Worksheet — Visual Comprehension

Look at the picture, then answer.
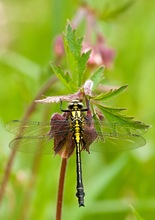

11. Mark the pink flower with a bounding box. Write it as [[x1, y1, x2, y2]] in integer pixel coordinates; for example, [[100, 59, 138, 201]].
[[82, 34, 115, 68]]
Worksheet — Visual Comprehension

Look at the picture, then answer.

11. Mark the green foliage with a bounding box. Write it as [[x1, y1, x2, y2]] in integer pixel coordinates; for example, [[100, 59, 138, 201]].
[[88, 84, 149, 133], [90, 85, 150, 137], [63, 23, 91, 90], [50, 23, 91, 92], [50, 62, 74, 91], [90, 66, 105, 90], [94, 103, 149, 133], [93, 84, 128, 101]]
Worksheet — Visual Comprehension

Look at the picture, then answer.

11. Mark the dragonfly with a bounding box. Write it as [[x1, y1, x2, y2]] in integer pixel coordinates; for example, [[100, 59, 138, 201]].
[[6, 99, 147, 207]]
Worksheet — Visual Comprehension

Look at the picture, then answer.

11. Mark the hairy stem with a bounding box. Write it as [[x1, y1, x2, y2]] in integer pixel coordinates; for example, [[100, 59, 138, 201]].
[[56, 158, 68, 220], [0, 76, 57, 204]]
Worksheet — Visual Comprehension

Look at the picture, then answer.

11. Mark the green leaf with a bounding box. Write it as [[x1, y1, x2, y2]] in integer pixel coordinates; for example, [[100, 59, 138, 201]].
[[99, 1, 134, 21], [94, 103, 150, 135], [90, 66, 105, 89], [50, 61, 74, 91], [93, 85, 128, 101], [63, 23, 90, 88], [78, 50, 91, 85], [64, 24, 83, 57]]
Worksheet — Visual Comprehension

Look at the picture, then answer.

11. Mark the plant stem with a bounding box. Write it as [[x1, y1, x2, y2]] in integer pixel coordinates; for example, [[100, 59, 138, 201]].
[[0, 76, 57, 204], [56, 158, 68, 220]]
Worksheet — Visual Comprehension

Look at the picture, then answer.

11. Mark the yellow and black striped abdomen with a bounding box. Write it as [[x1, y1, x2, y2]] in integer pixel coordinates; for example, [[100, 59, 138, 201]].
[[70, 110, 84, 145]]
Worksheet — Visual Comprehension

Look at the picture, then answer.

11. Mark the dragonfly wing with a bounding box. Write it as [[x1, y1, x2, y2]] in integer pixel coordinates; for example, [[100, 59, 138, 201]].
[[6, 120, 51, 137], [8, 129, 73, 155], [9, 136, 55, 154], [6, 120, 70, 138], [82, 117, 147, 153], [89, 118, 149, 136], [6, 118, 72, 155], [89, 133, 146, 153]]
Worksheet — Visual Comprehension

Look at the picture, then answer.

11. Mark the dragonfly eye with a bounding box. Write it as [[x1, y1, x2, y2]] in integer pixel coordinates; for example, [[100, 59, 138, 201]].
[[77, 103, 83, 109], [68, 103, 74, 109], [68, 100, 83, 109]]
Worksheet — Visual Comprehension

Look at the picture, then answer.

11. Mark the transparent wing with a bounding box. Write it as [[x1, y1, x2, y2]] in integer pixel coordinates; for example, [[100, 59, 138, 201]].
[[84, 117, 147, 152], [6, 120, 51, 137], [6, 120, 69, 137], [9, 137, 54, 154], [6, 118, 147, 154], [91, 119, 148, 136], [6, 119, 148, 137], [6, 120, 70, 154], [89, 133, 146, 152]]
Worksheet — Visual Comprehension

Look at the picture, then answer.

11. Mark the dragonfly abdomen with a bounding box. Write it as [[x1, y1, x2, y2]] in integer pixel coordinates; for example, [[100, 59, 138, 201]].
[[70, 108, 85, 206], [75, 142, 85, 207]]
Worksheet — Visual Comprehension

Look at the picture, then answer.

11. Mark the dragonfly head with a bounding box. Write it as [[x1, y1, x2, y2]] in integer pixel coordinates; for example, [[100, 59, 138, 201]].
[[68, 99, 83, 110]]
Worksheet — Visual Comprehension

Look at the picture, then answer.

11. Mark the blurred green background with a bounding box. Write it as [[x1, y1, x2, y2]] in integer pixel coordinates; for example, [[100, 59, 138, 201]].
[[0, 0, 154, 220]]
